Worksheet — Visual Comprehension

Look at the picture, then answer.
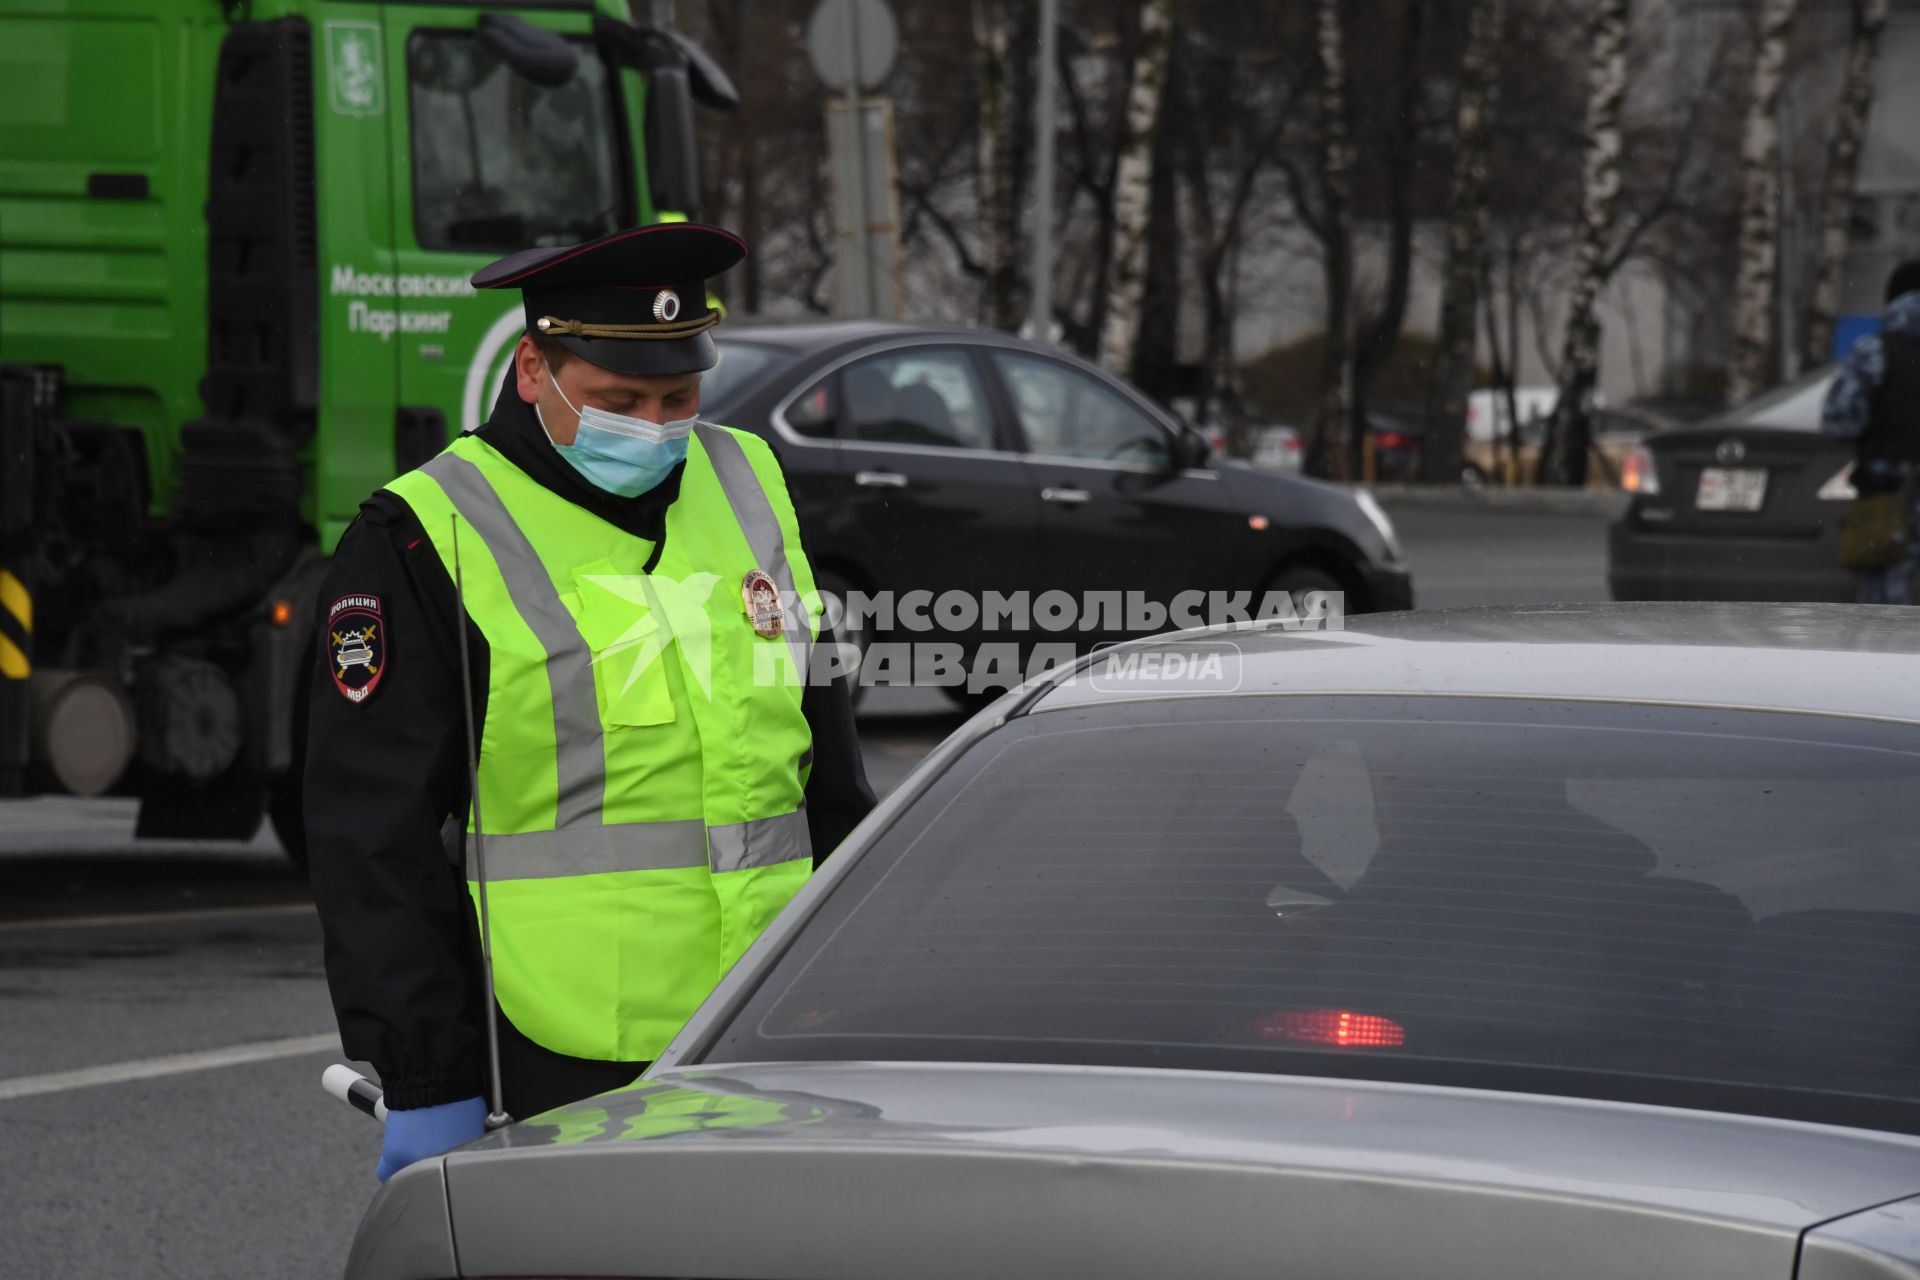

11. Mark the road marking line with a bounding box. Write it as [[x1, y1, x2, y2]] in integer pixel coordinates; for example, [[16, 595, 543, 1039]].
[[0, 1033, 342, 1102], [0, 901, 317, 933]]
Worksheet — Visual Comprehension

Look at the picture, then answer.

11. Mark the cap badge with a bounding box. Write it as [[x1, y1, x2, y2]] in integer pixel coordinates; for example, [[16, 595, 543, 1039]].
[[742, 568, 783, 638], [653, 290, 682, 324]]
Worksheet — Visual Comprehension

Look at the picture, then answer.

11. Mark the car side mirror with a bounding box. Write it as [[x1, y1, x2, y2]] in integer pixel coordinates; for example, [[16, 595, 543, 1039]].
[[477, 14, 579, 87], [1173, 426, 1211, 471]]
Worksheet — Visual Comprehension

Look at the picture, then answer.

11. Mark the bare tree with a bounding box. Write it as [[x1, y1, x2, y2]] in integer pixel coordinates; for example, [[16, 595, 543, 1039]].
[[689, 0, 831, 314], [1349, 1, 1427, 450], [1804, 0, 1888, 368], [1306, 0, 1356, 478], [1177, 20, 1299, 452], [972, 0, 1031, 330], [1096, 0, 1175, 375], [1423, 0, 1503, 486], [1726, 0, 1800, 405], [1538, 0, 1629, 487]]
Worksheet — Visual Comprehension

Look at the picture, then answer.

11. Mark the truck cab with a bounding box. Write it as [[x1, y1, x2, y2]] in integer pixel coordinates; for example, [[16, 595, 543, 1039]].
[[0, 0, 731, 851]]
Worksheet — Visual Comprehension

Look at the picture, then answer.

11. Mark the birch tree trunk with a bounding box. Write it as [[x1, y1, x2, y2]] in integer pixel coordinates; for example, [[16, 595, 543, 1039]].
[[1421, 0, 1504, 485], [1539, 0, 1628, 487], [1309, 0, 1356, 479], [1725, 0, 1800, 406], [1804, 0, 1887, 367], [1096, 0, 1175, 376], [973, 0, 1025, 331]]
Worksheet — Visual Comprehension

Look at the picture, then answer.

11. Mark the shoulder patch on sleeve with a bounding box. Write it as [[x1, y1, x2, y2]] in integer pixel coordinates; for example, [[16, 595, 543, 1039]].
[[327, 594, 387, 704]]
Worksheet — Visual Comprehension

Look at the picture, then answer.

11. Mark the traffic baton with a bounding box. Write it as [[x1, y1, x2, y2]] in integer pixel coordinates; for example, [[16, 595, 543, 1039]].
[[322, 1064, 388, 1123]]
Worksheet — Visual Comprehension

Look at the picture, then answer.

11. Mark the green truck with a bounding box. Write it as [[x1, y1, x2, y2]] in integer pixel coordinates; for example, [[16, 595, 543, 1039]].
[[0, 0, 734, 855]]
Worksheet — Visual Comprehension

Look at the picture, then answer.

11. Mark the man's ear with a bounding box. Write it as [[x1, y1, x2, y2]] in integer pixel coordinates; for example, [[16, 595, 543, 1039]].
[[512, 336, 544, 405]]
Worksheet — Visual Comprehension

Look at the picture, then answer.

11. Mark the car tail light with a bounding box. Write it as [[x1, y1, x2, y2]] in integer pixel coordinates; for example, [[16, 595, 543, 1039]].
[[1817, 463, 1858, 501], [1256, 1009, 1406, 1048], [1620, 444, 1660, 496], [1373, 432, 1413, 451]]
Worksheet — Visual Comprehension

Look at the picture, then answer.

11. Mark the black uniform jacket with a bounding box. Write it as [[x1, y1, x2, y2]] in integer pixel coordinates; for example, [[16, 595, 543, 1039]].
[[304, 380, 876, 1111]]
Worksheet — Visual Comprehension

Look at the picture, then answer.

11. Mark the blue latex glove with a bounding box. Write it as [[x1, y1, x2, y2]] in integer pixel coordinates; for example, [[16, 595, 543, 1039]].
[[376, 1096, 488, 1182]]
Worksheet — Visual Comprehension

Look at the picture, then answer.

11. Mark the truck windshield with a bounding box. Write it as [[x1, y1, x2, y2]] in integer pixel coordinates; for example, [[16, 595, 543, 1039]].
[[407, 31, 626, 252]]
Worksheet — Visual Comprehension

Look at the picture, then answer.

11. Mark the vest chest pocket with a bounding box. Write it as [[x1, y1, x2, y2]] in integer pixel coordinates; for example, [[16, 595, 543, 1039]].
[[570, 562, 677, 728]]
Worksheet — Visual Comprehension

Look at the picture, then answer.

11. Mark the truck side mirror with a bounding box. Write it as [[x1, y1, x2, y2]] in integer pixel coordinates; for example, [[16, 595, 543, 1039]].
[[594, 17, 738, 219], [595, 18, 740, 112], [646, 61, 700, 215], [477, 14, 579, 87], [658, 28, 740, 112]]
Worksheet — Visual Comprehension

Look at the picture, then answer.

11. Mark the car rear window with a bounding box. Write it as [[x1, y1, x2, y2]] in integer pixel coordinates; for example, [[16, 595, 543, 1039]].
[[706, 696, 1920, 1133], [1720, 366, 1836, 431]]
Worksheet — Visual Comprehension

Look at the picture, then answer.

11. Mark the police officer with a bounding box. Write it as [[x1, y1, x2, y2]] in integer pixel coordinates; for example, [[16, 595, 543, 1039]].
[[1824, 259, 1920, 603], [304, 223, 875, 1181]]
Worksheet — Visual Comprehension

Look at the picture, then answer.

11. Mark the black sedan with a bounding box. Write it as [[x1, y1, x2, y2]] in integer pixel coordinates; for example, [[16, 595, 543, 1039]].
[[1608, 368, 1855, 601], [701, 320, 1412, 687]]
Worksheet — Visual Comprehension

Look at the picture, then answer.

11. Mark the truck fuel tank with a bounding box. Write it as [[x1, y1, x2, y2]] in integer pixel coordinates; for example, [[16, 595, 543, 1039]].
[[29, 670, 137, 797]]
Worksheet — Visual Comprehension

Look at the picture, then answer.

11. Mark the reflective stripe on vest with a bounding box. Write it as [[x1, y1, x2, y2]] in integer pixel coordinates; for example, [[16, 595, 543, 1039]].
[[696, 425, 813, 684], [426, 450, 605, 829], [707, 807, 811, 873], [466, 808, 810, 879]]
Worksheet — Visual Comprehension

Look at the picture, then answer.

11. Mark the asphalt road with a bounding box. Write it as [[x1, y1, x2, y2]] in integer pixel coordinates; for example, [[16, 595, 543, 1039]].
[[1390, 503, 1610, 609], [0, 504, 1607, 1280]]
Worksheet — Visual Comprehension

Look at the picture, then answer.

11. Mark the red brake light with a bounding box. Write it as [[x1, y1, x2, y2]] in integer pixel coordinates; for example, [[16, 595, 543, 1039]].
[[1620, 444, 1661, 496], [1256, 1009, 1406, 1048], [1373, 432, 1412, 450]]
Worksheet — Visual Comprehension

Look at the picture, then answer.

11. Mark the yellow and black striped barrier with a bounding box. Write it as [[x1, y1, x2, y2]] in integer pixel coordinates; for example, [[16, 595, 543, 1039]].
[[0, 566, 28, 794], [0, 568, 29, 680]]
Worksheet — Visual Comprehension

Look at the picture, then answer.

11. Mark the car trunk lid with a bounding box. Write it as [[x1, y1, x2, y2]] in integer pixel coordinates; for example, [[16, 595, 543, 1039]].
[[1644, 425, 1851, 538], [439, 1061, 1920, 1280]]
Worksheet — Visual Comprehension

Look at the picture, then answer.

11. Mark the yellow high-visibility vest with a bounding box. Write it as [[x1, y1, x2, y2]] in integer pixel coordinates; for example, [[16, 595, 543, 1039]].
[[386, 425, 817, 1062]]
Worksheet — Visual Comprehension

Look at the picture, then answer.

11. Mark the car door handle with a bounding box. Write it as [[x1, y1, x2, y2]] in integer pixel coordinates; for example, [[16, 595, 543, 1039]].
[[1041, 487, 1091, 505], [854, 470, 908, 489]]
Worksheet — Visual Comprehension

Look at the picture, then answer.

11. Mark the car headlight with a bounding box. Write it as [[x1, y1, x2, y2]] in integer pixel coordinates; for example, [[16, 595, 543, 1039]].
[[1816, 462, 1857, 501], [1621, 444, 1660, 496], [1354, 488, 1402, 562]]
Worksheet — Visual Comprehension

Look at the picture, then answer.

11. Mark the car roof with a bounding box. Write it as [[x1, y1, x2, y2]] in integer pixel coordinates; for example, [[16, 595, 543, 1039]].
[[717, 317, 996, 352], [1024, 601, 1920, 725]]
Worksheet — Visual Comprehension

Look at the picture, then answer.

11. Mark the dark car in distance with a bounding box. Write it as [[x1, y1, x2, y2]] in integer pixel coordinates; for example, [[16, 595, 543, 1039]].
[[1609, 368, 1855, 601], [700, 321, 1412, 686]]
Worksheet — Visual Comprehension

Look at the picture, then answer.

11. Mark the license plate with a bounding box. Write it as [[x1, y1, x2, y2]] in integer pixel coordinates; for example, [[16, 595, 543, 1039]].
[[1696, 467, 1767, 511]]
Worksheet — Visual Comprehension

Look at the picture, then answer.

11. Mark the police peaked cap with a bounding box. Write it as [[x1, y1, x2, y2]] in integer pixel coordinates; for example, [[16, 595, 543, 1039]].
[[471, 223, 746, 377]]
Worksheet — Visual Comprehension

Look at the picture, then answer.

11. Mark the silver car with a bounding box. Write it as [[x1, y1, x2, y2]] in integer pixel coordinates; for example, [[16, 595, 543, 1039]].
[[350, 603, 1920, 1280]]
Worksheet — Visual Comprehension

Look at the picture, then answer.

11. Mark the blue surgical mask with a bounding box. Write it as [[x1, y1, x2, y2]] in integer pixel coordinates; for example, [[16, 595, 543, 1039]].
[[538, 359, 697, 498]]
